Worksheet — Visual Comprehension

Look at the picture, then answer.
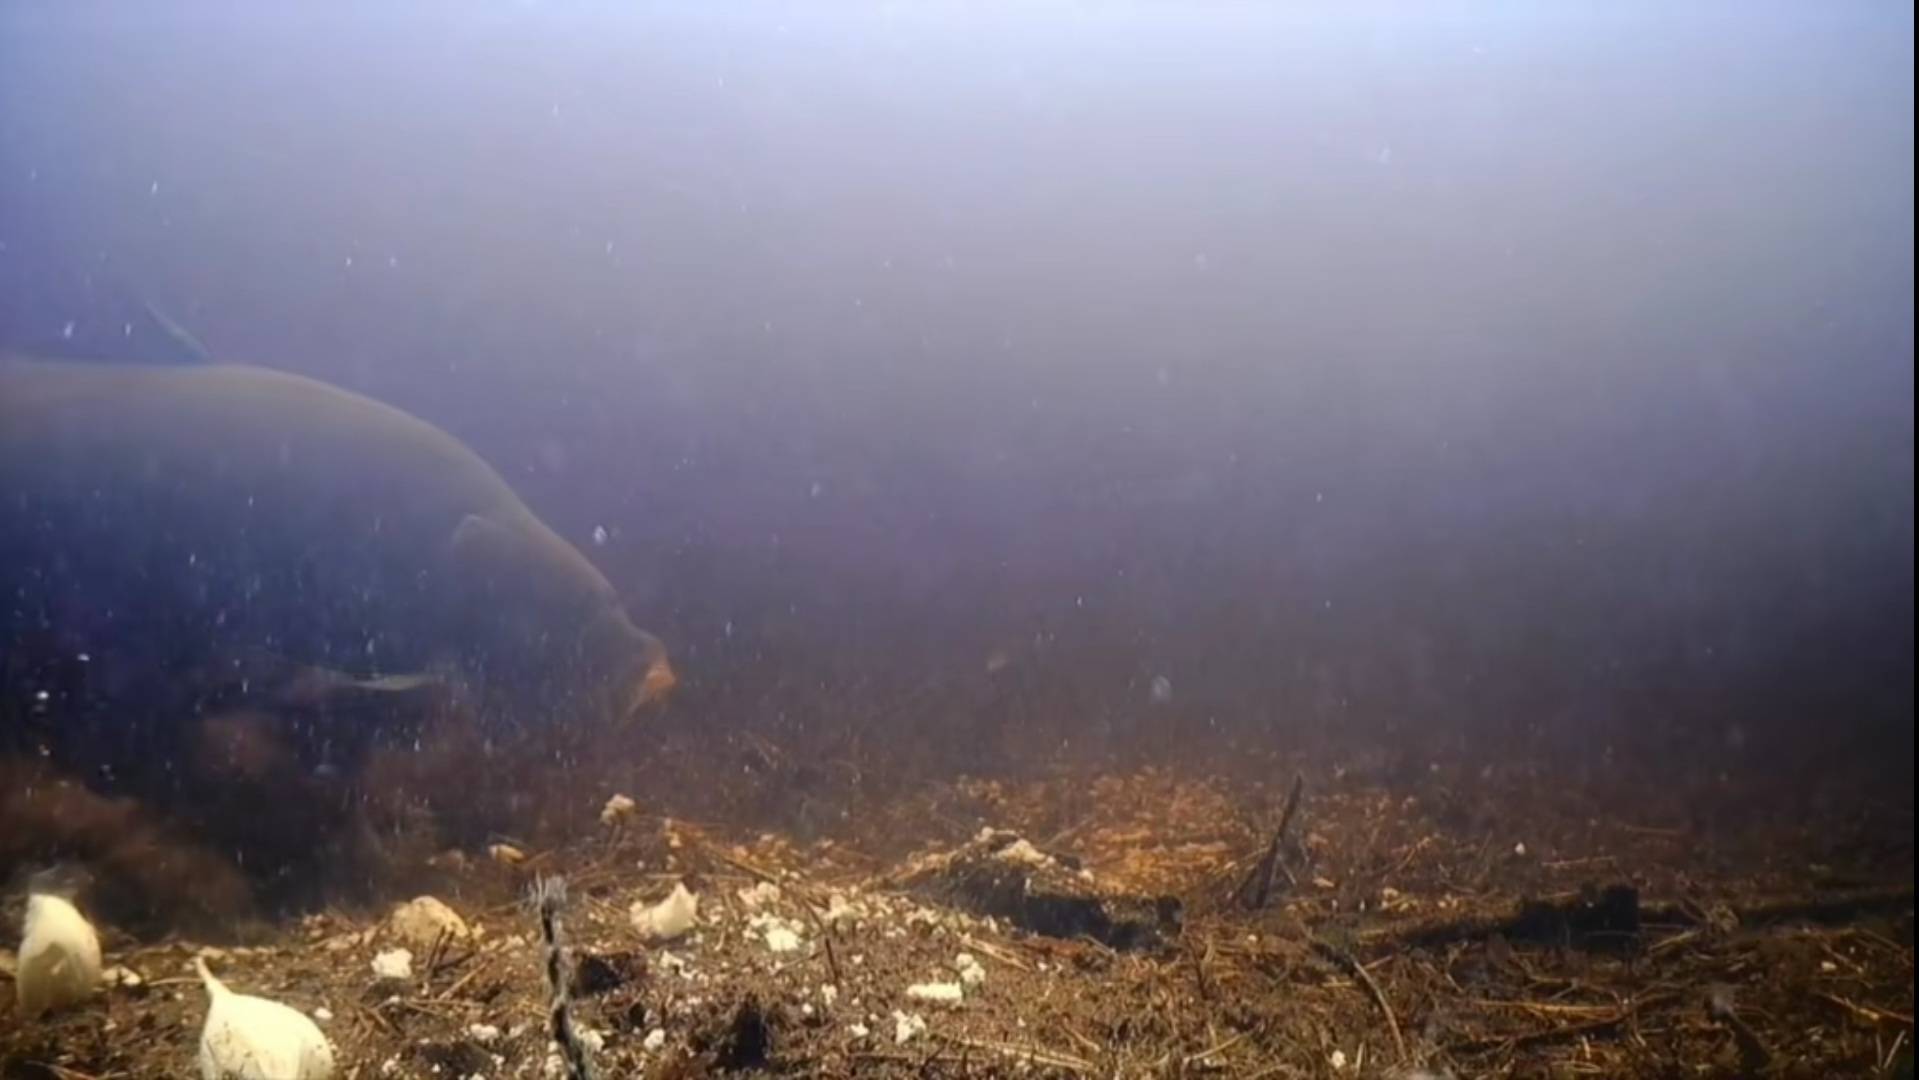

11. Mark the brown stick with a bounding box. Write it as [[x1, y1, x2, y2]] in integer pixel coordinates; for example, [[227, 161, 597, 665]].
[[1238, 772, 1305, 910], [1187, 937, 1214, 1003], [1448, 993, 1677, 1055], [438, 954, 496, 1001], [959, 934, 1032, 972], [1815, 991, 1915, 1026], [933, 1033, 1094, 1073], [792, 889, 845, 988], [1314, 938, 1407, 1064]]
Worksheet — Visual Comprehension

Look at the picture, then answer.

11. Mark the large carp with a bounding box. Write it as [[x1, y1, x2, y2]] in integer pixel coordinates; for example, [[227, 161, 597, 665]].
[[0, 354, 676, 734]]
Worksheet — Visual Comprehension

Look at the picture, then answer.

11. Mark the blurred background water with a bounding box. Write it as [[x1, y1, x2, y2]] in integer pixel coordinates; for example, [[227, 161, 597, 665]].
[[1, 0, 1910, 796]]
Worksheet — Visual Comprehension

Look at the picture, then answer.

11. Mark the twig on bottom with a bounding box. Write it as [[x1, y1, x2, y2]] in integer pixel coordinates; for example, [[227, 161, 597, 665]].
[[934, 1033, 1094, 1073], [792, 890, 845, 987], [1314, 938, 1407, 1063], [1239, 773, 1306, 910], [1816, 991, 1914, 1027]]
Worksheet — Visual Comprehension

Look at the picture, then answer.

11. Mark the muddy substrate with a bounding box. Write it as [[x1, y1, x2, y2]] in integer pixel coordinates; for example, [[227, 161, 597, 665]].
[[2, 763, 1911, 1078]]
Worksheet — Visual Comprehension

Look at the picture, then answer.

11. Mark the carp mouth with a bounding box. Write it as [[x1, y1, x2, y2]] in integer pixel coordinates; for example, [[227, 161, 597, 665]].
[[625, 631, 678, 716], [581, 607, 677, 720]]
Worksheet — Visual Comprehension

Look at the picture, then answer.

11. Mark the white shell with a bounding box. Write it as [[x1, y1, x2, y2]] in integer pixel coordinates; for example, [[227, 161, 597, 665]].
[[370, 948, 413, 981], [892, 1010, 927, 1044], [629, 881, 698, 942], [905, 981, 964, 1005], [954, 953, 986, 987], [16, 893, 103, 1017], [197, 957, 336, 1080]]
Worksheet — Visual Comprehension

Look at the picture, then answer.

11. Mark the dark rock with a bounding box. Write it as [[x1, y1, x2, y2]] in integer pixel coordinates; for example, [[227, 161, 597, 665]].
[[412, 1040, 495, 1076], [715, 995, 772, 1070], [1513, 883, 1640, 950], [886, 829, 1182, 951], [574, 949, 644, 996]]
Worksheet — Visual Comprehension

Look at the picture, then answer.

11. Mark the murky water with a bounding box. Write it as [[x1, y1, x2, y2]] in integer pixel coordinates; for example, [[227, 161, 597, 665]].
[[0, 4, 1911, 1074]]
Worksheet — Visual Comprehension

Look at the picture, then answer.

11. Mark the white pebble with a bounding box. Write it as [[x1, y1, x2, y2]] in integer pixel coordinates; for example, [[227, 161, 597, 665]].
[[389, 896, 469, 949], [994, 839, 1051, 867], [892, 1010, 927, 1044], [737, 881, 782, 909], [370, 949, 413, 980], [643, 1028, 666, 1052], [630, 882, 699, 942], [955, 953, 986, 987], [907, 982, 964, 1006], [16, 893, 102, 1017], [749, 912, 804, 953], [824, 893, 860, 923]]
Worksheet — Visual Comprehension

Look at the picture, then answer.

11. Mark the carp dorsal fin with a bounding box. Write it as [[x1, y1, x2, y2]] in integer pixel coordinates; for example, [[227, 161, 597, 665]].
[[0, 243, 213, 364], [137, 298, 213, 364], [1, 228, 210, 364]]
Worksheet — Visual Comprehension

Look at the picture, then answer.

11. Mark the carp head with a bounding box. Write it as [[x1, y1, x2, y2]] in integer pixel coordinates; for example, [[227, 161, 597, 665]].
[[450, 511, 677, 721]]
